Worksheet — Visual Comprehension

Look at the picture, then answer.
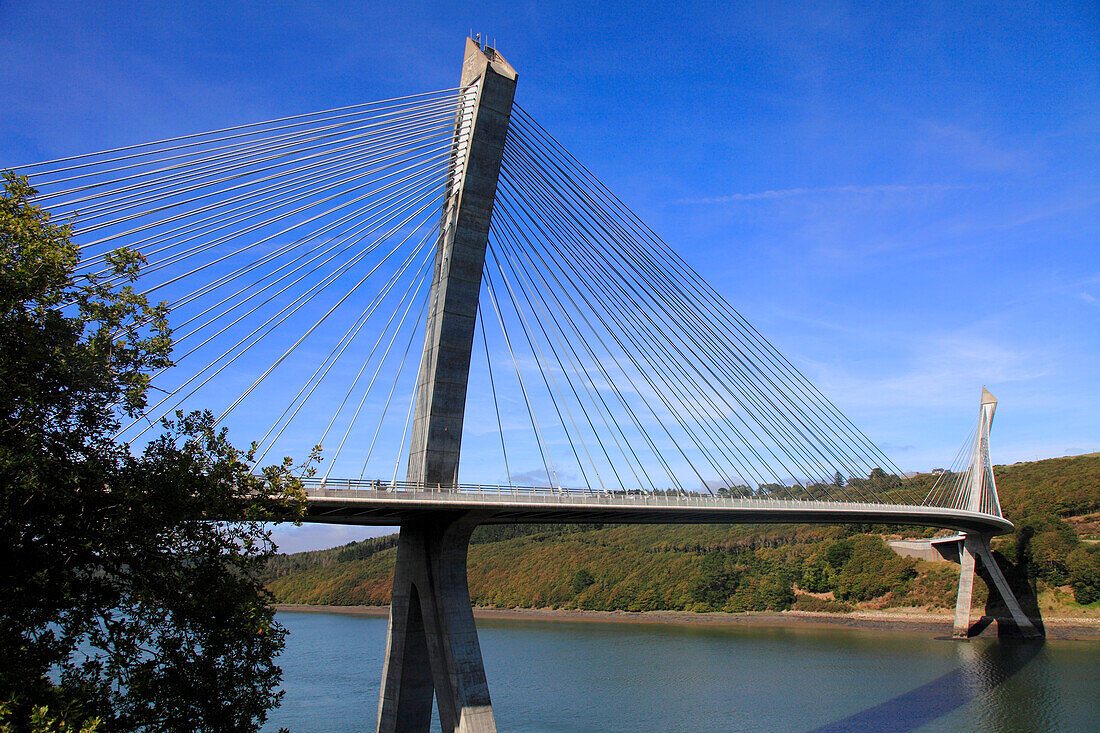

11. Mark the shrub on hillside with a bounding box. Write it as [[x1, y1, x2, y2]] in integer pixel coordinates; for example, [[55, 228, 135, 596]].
[[791, 594, 854, 613], [1066, 545, 1100, 605], [1014, 515, 1079, 585]]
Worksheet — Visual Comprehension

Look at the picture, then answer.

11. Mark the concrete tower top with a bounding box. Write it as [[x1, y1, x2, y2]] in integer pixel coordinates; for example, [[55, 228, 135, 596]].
[[463, 37, 518, 85]]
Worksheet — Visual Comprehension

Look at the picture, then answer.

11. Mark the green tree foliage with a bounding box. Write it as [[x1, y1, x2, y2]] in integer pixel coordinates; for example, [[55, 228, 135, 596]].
[[0, 173, 310, 732], [570, 569, 595, 595], [992, 454, 1100, 602], [689, 551, 742, 609], [1065, 545, 1100, 605], [830, 536, 916, 602]]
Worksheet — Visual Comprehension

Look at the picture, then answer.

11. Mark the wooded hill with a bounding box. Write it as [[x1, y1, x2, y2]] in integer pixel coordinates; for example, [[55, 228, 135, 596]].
[[263, 454, 1100, 614]]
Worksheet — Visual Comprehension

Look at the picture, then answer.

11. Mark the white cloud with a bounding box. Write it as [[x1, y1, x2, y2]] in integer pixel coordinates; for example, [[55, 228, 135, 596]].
[[802, 333, 1049, 413], [675, 184, 965, 206], [270, 523, 394, 554]]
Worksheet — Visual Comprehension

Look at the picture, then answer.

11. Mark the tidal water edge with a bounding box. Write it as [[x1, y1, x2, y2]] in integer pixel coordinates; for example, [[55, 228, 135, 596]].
[[262, 611, 1099, 732]]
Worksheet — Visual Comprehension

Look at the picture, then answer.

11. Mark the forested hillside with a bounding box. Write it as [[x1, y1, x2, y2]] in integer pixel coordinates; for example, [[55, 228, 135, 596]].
[[264, 454, 1100, 614]]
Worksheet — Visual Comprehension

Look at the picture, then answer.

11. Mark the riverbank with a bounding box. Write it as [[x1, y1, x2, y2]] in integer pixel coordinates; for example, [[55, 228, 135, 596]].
[[273, 604, 1100, 640]]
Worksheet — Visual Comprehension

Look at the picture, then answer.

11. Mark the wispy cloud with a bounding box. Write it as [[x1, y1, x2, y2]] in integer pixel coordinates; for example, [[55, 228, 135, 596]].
[[920, 122, 1028, 173], [675, 184, 967, 205], [270, 524, 392, 554], [508, 468, 578, 486], [802, 333, 1051, 413]]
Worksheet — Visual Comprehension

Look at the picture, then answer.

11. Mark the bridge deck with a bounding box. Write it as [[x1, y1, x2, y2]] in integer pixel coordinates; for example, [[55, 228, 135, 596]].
[[302, 482, 1013, 535]]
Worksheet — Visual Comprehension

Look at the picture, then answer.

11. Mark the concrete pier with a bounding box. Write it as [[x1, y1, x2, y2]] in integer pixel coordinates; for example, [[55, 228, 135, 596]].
[[376, 511, 496, 733], [952, 535, 979, 638]]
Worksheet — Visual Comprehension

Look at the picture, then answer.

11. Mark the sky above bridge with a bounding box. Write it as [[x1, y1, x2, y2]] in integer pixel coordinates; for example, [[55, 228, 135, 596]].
[[2, 1, 1097, 551]]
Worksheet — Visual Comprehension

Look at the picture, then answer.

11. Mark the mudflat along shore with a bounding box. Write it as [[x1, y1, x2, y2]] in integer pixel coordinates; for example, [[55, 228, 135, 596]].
[[273, 604, 1100, 641]]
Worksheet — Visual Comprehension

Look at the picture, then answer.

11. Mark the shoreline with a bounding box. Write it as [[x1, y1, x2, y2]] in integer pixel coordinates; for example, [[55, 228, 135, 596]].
[[273, 604, 1100, 640]]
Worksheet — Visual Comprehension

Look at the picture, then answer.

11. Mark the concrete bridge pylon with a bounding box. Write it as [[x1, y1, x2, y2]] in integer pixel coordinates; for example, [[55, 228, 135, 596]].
[[377, 38, 515, 733], [950, 388, 1041, 639]]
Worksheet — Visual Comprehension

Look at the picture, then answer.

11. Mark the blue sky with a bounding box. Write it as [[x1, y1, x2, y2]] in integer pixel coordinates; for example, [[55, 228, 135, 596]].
[[2, 1, 1097, 552]]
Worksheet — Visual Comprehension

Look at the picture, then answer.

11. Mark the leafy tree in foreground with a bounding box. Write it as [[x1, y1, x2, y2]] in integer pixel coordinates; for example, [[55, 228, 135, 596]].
[[0, 172, 311, 732]]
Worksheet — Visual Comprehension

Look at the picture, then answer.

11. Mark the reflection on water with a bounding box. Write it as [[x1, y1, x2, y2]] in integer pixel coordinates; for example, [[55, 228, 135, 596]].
[[263, 612, 1099, 733], [812, 640, 1044, 732]]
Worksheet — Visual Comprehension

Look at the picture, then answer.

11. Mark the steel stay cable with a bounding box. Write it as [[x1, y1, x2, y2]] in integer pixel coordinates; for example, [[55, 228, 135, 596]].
[[163, 166, 449, 343], [500, 156, 794, 498], [505, 132, 865, 501], [74, 131, 434, 272], [307, 223, 435, 452], [92, 160, 446, 362], [71, 152, 449, 317], [16, 87, 466, 172], [520, 137, 879, 503], [94, 166, 446, 426], [507, 130, 896, 504], [52, 111, 460, 233], [253, 232, 435, 466], [212, 191, 448, 425], [492, 196, 685, 492], [319, 248, 436, 481], [117, 185, 445, 440], [71, 124, 460, 245], [944, 419, 980, 509], [78, 137, 452, 298], [491, 199, 672, 491], [482, 263, 559, 489], [487, 240, 601, 492], [500, 189, 745, 496], [923, 419, 975, 505], [70, 135, 455, 290], [501, 141, 796, 493], [130, 148, 453, 298], [490, 197, 686, 492], [137, 154, 451, 307], [71, 117, 464, 263], [390, 347, 422, 487], [65, 110, 459, 245], [77, 156, 449, 372], [489, 218, 652, 492], [49, 126, 453, 242], [491, 231, 632, 491], [33, 95, 463, 192], [513, 151, 863, 504], [477, 302, 513, 488], [353, 271, 433, 481], [511, 108, 914, 501], [256, 226, 436, 467], [499, 153, 786, 496]]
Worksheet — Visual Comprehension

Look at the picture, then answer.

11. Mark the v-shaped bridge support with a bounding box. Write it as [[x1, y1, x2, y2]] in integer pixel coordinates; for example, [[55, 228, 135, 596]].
[[376, 511, 497, 732], [952, 532, 1041, 638]]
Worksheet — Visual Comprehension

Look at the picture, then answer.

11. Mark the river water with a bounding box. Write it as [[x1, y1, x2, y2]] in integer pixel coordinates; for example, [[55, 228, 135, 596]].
[[263, 611, 1098, 732]]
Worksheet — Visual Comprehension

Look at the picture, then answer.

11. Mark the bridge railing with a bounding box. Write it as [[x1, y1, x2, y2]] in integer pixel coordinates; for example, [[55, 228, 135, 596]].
[[297, 477, 1004, 518], [302, 477, 772, 504]]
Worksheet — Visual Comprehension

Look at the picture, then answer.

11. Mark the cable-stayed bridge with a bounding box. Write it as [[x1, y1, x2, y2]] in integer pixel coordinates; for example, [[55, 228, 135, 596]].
[[12, 38, 1039, 733]]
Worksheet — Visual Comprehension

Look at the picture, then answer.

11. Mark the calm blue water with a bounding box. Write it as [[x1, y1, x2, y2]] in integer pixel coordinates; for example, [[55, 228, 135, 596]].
[[263, 611, 1099, 732]]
